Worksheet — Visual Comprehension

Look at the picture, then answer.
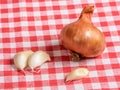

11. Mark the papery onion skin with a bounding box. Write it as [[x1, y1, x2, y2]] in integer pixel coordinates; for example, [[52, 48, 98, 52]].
[[60, 6, 105, 58]]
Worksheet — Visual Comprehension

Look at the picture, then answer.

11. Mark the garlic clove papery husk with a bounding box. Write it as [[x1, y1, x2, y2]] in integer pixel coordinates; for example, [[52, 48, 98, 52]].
[[28, 51, 51, 71], [13, 50, 34, 71], [66, 68, 89, 82]]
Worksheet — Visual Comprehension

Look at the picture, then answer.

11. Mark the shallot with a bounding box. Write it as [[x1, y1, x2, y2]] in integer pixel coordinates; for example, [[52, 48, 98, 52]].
[[66, 68, 89, 82], [60, 6, 106, 61]]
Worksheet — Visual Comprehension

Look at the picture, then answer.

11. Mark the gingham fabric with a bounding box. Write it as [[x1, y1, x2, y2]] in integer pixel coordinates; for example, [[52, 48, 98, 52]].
[[0, 0, 120, 90]]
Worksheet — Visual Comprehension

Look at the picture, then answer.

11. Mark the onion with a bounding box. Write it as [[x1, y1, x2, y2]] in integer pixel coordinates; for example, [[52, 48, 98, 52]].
[[28, 51, 51, 72], [60, 6, 106, 61], [66, 68, 89, 82], [13, 50, 34, 74]]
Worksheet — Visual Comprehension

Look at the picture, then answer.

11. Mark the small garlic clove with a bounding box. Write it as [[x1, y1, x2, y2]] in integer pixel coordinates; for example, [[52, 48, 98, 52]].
[[28, 51, 50, 71], [66, 68, 89, 82], [14, 50, 34, 71]]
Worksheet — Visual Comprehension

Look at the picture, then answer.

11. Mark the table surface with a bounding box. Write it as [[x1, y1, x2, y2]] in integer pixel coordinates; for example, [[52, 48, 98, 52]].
[[0, 0, 120, 90]]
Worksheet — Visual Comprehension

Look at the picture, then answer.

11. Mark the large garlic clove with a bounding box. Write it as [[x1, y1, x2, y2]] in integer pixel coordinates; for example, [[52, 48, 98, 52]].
[[66, 68, 89, 82], [14, 50, 34, 71], [28, 51, 50, 71]]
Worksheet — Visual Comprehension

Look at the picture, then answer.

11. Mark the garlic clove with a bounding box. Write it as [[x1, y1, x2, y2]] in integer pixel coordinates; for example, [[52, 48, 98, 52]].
[[13, 50, 34, 71], [28, 51, 50, 71], [66, 68, 89, 82]]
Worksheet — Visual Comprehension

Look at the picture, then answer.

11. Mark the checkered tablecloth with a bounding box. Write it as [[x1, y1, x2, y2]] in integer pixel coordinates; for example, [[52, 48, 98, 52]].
[[0, 0, 120, 90]]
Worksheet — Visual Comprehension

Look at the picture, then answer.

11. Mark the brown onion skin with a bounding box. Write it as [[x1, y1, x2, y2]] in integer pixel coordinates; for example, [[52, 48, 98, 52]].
[[60, 6, 105, 57]]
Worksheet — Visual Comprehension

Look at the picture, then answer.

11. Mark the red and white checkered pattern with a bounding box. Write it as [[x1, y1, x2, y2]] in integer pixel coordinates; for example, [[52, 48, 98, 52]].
[[0, 0, 120, 90]]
